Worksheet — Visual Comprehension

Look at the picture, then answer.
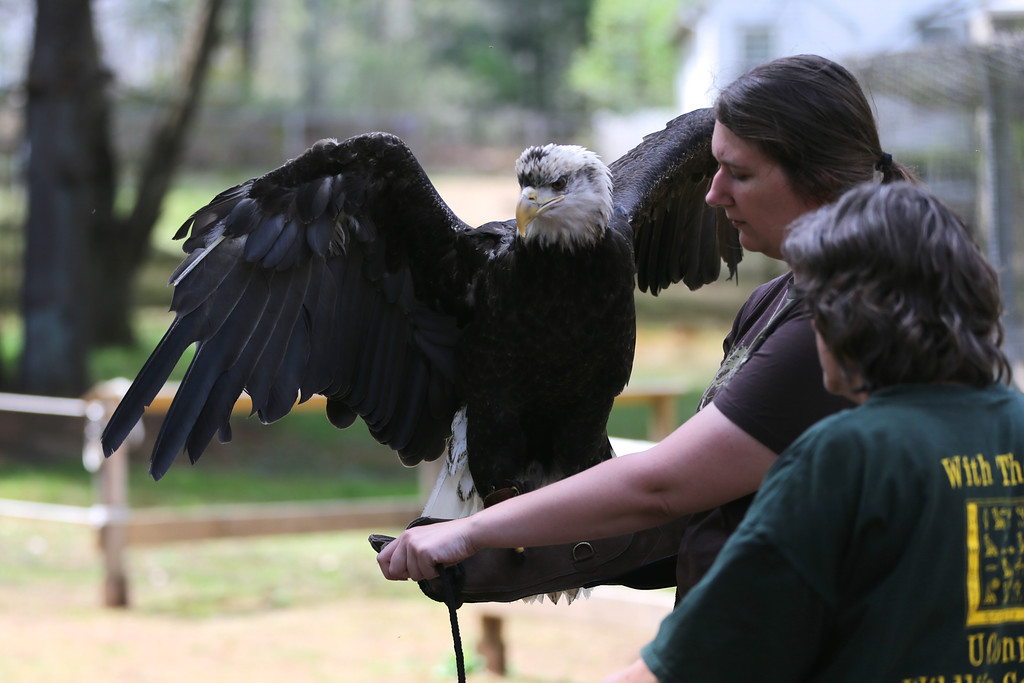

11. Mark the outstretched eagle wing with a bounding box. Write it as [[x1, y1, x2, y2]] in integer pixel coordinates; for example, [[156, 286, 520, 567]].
[[101, 133, 500, 480], [610, 108, 741, 295]]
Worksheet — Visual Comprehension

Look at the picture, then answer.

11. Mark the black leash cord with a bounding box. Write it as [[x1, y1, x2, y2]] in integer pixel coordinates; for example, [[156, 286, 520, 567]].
[[438, 564, 466, 683]]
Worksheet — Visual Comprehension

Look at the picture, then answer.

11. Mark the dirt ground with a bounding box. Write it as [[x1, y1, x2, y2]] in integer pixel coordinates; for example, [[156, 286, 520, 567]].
[[0, 578, 671, 683]]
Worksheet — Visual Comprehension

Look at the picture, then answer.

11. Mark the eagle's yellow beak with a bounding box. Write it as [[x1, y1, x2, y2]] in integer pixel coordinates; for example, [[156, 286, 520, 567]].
[[516, 189, 564, 235]]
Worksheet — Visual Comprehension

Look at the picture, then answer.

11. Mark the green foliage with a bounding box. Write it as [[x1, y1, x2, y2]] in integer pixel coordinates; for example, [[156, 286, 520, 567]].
[[224, 0, 594, 125], [418, 0, 594, 114], [569, 0, 680, 111]]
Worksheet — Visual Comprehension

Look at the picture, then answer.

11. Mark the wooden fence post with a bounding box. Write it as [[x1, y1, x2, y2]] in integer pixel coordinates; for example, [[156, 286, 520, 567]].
[[649, 393, 677, 440], [99, 447, 129, 607], [86, 394, 131, 608], [478, 613, 506, 675]]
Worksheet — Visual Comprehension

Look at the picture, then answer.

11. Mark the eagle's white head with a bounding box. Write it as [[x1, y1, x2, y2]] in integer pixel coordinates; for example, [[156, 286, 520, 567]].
[[514, 144, 613, 250]]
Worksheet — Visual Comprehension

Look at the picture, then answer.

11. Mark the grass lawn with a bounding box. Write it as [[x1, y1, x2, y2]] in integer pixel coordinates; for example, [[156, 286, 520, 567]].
[[0, 516, 412, 617]]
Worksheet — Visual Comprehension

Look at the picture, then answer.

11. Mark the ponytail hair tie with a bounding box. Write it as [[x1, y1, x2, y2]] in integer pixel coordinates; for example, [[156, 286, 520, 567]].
[[877, 152, 893, 171]]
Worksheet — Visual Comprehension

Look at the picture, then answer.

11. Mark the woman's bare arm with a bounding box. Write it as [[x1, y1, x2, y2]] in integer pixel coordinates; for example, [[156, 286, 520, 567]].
[[378, 403, 777, 581]]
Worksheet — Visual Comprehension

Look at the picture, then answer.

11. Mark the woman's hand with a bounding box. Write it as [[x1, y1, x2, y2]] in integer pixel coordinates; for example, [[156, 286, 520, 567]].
[[376, 517, 479, 581]]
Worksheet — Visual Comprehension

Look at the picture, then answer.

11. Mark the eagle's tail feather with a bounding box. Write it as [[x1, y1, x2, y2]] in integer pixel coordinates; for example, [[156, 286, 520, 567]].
[[418, 407, 600, 605], [421, 407, 482, 519]]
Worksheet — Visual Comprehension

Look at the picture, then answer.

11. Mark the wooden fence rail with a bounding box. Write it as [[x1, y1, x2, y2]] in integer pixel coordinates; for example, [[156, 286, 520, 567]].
[[0, 381, 677, 608]]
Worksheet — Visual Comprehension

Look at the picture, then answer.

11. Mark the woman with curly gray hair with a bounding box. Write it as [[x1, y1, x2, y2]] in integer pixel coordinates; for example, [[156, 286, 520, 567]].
[[784, 181, 1011, 397], [609, 182, 1021, 682]]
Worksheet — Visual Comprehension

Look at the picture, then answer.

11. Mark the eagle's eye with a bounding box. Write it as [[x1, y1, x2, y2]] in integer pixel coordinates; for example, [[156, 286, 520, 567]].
[[551, 176, 568, 192]]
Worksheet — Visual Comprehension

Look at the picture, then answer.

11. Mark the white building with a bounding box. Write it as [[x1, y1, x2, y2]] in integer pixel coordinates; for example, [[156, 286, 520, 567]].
[[675, 0, 1024, 111], [669, 0, 1024, 370]]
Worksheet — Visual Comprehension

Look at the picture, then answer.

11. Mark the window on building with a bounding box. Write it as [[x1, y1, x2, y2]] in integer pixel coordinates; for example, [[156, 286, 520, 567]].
[[740, 26, 774, 73]]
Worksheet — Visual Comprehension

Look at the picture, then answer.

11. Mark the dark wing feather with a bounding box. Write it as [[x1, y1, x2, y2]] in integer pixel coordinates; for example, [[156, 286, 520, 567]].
[[609, 108, 742, 295], [101, 133, 488, 479]]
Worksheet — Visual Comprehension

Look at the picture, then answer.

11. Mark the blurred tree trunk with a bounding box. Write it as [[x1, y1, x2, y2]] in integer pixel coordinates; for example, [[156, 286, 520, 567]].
[[21, 0, 226, 395], [21, 0, 113, 396], [90, 0, 228, 347]]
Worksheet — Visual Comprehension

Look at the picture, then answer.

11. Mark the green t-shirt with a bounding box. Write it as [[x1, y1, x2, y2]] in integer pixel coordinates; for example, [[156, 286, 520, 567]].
[[643, 382, 1024, 682]]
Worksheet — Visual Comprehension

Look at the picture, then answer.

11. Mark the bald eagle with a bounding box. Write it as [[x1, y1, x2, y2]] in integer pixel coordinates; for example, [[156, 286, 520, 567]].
[[100, 107, 738, 516]]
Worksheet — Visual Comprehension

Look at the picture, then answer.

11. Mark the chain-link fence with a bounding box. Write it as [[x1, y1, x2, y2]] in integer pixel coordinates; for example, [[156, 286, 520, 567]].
[[851, 35, 1024, 375]]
